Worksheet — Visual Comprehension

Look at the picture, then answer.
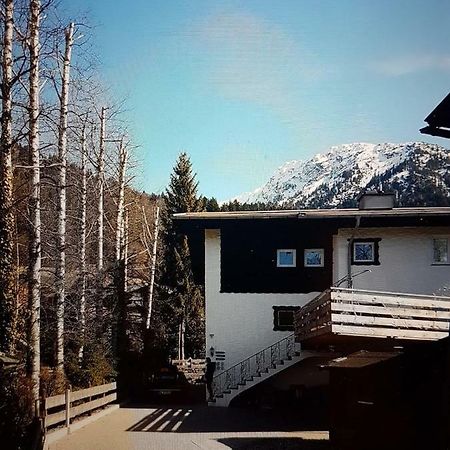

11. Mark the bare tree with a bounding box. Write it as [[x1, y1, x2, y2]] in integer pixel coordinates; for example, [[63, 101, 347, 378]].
[[77, 116, 88, 361], [97, 106, 105, 272], [115, 138, 127, 263], [0, 0, 16, 354], [55, 22, 74, 373], [28, 0, 41, 405], [146, 206, 159, 330]]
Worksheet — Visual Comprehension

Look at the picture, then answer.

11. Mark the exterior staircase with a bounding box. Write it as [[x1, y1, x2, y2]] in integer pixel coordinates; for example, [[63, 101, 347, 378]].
[[209, 333, 317, 407]]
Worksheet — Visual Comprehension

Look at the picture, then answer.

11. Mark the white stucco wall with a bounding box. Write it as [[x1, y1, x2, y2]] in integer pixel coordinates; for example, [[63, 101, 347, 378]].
[[333, 227, 450, 295], [205, 229, 319, 371]]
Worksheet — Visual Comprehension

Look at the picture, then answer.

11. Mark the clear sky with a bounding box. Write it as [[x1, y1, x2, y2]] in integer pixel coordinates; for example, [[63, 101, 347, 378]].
[[62, 0, 450, 200]]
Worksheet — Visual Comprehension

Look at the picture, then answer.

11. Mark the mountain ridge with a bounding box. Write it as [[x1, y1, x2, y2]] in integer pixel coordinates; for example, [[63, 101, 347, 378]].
[[232, 142, 450, 208]]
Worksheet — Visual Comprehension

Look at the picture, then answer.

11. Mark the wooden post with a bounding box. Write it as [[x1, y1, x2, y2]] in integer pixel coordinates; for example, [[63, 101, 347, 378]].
[[65, 387, 71, 430]]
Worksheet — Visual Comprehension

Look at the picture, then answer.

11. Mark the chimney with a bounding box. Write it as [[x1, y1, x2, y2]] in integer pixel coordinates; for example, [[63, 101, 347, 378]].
[[357, 191, 395, 210]]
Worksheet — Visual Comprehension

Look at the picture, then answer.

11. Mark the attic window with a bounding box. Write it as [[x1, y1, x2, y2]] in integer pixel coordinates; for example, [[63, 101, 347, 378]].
[[352, 239, 381, 265], [433, 238, 449, 264], [277, 249, 296, 267]]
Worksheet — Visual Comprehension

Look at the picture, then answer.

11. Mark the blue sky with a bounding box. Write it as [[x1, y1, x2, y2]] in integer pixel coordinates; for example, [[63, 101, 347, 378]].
[[62, 0, 450, 200]]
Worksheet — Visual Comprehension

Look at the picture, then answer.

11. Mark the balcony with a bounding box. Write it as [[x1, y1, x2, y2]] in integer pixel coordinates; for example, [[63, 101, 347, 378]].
[[295, 287, 450, 346]]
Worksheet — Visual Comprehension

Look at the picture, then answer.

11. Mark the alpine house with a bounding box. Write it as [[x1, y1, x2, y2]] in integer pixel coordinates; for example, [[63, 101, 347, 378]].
[[174, 192, 450, 407]]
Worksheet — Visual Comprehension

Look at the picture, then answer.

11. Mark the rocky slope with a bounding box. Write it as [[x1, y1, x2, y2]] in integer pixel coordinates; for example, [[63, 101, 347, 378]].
[[234, 142, 450, 208]]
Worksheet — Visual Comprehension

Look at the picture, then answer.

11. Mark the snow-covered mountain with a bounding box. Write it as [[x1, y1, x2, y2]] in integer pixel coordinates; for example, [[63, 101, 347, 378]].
[[233, 142, 450, 208]]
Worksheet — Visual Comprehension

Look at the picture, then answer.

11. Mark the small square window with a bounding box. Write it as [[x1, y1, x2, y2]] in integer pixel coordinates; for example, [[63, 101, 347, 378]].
[[354, 242, 374, 262], [304, 249, 324, 267], [351, 239, 381, 265], [277, 249, 296, 267], [433, 238, 448, 264]]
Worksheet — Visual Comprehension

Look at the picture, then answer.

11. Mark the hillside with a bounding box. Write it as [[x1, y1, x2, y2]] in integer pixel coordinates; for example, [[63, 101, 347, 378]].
[[234, 142, 450, 208]]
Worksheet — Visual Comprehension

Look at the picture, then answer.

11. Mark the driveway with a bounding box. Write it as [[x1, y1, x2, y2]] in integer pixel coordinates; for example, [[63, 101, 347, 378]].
[[48, 404, 329, 450]]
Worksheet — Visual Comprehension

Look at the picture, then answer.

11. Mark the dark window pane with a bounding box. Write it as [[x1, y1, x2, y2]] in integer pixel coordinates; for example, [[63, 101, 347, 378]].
[[278, 310, 294, 327]]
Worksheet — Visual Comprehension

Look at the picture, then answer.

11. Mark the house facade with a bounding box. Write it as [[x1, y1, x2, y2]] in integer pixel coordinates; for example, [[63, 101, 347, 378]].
[[175, 195, 450, 405]]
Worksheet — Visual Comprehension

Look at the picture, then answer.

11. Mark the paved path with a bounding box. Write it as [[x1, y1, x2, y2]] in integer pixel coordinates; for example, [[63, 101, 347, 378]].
[[48, 404, 329, 450]]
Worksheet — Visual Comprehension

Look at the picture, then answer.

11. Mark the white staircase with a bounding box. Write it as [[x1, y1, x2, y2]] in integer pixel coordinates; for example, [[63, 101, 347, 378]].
[[209, 333, 317, 407]]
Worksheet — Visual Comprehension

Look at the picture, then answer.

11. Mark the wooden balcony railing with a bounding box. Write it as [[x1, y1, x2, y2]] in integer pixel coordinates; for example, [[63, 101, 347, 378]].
[[295, 287, 450, 343]]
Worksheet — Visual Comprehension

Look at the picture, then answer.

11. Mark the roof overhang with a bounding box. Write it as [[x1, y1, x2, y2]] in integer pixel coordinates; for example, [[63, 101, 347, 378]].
[[173, 207, 450, 222], [421, 93, 450, 139]]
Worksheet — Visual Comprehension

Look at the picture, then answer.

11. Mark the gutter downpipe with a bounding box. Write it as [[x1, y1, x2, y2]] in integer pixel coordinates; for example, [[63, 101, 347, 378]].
[[347, 216, 361, 288]]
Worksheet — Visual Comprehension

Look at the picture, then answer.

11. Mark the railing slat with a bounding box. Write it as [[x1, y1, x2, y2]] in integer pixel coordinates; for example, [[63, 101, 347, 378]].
[[334, 324, 448, 340], [44, 410, 66, 428], [332, 291, 450, 310], [331, 313, 450, 331], [71, 393, 117, 417], [332, 302, 450, 320], [44, 393, 66, 409], [71, 382, 116, 402]]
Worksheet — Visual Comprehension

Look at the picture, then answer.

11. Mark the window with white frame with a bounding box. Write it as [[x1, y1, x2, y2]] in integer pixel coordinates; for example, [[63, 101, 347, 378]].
[[277, 249, 296, 267], [351, 238, 381, 265], [304, 249, 324, 267], [433, 238, 449, 264]]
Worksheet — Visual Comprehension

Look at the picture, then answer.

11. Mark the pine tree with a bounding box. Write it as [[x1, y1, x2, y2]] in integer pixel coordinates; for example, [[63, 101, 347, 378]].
[[158, 153, 205, 359]]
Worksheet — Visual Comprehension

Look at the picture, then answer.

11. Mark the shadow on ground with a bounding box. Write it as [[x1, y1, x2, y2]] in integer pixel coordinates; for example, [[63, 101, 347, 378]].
[[217, 437, 329, 450], [125, 404, 327, 433]]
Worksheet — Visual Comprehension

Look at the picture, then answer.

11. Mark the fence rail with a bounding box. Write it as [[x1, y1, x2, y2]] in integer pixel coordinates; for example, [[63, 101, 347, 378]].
[[43, 382, 117, 431]]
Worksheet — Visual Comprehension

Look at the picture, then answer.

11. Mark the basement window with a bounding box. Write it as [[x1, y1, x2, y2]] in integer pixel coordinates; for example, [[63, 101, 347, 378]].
[[351, 239, 381, 265], [433, 238, 449, 264], [273, 306, 300, 331], [277, 249, 296, 267]]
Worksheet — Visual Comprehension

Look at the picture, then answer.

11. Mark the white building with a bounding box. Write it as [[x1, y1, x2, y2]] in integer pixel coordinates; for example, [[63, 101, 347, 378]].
[[175, 194, 450, 406]]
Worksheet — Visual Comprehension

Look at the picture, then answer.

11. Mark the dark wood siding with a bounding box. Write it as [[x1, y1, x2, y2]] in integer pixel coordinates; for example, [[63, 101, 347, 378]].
[[220, 219, 338, 293]]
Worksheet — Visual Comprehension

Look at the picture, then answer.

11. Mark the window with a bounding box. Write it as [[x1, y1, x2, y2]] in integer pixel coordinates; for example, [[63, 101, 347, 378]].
[[273, 306, 300, 331], [277, 249, 296, 267], [304, 249, 324, 267], [351, 238, 381, 265], [433, 238, 449, 264]]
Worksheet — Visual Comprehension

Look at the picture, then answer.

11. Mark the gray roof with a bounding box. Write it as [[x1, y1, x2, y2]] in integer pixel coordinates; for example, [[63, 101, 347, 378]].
[[173, 207, 450, 221]]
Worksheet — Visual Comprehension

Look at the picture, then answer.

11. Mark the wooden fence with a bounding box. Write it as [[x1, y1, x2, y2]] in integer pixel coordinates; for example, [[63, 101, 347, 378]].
[[43, 382, 117, 431]]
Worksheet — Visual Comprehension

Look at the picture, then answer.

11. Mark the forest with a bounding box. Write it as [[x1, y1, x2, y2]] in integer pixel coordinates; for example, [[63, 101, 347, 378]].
[[0, 1, 215, 448]]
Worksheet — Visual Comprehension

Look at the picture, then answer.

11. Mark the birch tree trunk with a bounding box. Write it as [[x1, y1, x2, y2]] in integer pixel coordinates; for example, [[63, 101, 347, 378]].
[[97, 107, 105, 273], [123, 209, 128, 291], [28, 0, 41, 406], [55, 22, 74, 374], [0, 0, 16, 354], [115, 139, 127, 262], [178, 318, 185, 360], [145, 206, 159, 330], [78, 120, 87, 362]]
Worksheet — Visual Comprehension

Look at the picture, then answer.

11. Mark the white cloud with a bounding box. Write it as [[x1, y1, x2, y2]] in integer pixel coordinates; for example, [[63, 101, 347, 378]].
[[192, 11, 322, 123], [371, 54, 450, 76]]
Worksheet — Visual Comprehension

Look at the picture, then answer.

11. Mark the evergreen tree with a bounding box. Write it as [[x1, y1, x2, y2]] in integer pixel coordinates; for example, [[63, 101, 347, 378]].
[[158, 153, 205, 358]]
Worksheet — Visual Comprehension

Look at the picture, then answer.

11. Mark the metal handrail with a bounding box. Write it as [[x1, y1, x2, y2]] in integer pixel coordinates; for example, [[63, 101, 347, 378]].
[[212, 333, 297, 398]]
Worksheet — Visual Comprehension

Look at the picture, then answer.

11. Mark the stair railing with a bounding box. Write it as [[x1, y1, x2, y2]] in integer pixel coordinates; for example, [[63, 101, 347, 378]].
[[212, 333, 297, 399]]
